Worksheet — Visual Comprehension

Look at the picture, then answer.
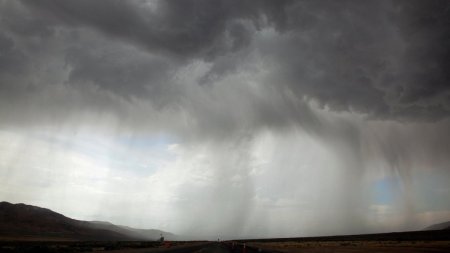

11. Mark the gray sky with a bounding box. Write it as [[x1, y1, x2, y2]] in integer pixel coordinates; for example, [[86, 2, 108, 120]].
[[1, 0, 450, 239]]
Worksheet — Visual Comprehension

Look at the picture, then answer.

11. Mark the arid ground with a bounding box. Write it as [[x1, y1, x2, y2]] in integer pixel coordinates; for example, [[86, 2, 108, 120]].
[[246, 240, 450, 253], [1, 230, 450, 252]]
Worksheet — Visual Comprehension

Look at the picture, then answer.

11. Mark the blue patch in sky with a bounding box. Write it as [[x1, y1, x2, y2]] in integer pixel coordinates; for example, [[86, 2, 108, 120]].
[[111, 133, 178, 175], [116, 133, 175, 150], [372, 177, 400, 204]]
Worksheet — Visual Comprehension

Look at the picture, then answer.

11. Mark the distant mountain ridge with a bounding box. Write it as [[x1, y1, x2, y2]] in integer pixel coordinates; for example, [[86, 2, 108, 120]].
[[0, 201, 174, 241], [424, 221, 450, 231], [84, 220, 176, 241]]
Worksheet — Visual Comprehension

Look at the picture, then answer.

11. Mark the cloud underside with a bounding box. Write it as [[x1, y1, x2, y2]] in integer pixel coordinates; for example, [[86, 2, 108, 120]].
[[1, 0, 449, 127]]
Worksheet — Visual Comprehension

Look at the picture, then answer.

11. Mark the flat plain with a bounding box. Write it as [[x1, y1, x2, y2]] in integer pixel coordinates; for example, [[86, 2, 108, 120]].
[[1, 230, 450, 252], [247, 240, 450, 253]]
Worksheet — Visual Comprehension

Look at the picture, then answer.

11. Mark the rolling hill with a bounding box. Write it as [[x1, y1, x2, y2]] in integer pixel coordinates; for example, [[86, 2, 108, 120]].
[[0, 201, 174, 241], [424, 221, 450, 231]]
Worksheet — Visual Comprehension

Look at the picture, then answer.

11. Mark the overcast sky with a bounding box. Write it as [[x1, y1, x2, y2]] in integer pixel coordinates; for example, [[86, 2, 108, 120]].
[[1, 0, 450, 239]]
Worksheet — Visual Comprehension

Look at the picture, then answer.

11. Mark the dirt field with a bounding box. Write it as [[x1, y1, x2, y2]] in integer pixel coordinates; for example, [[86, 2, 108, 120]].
[[1, 230, 450, 253], [247, 240, 450, 253], [0, 240, 209, 253]]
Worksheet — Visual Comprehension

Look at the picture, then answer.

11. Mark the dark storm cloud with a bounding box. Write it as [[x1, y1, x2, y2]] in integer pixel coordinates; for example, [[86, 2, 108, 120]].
[[390, 1, 450, 119], [1, 0, 292, 121], [4, 0, 448, 124], [0, 0, 449, 144], [0, 33, 26, 75], [65, 44, 174, 102], [22, 0, 291, 60], [261, 0, 450, 121]]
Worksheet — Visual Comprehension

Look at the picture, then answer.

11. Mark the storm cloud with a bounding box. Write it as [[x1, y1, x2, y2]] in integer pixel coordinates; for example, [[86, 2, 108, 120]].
[[0, 0, 449, 238], [2, 0, 450, 122]]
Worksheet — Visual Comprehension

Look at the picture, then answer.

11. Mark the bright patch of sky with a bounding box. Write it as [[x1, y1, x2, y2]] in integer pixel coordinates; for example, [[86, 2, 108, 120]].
[[30, 130, 177, 176], [1, 125, 449, 236], [0, 128, 178, 228]]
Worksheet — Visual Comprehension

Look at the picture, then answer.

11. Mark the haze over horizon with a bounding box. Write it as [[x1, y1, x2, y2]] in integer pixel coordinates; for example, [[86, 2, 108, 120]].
[[1, 0, 450, 240]]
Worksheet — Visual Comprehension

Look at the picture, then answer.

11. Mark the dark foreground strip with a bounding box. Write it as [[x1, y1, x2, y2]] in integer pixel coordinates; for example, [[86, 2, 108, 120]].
[[161, 242, 215, 253], [0, 241, 212, 253], [222, 242, 281, 253], [235, 229, 450, 243]]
